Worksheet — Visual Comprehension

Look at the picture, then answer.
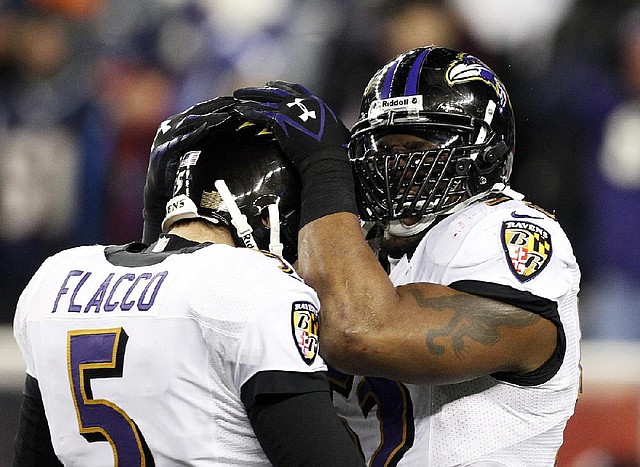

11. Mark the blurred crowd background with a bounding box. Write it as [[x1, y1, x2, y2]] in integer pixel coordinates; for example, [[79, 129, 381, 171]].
[[1, 0, 640, 465], [1, 0, 639, 339]]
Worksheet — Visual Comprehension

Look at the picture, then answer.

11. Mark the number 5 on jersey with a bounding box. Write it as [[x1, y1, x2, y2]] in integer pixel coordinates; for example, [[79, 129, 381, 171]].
[[67, 328, 155, 466]]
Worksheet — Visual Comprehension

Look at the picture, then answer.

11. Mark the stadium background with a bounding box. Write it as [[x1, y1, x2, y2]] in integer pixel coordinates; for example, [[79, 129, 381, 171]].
[[1, 0, 639, 464]]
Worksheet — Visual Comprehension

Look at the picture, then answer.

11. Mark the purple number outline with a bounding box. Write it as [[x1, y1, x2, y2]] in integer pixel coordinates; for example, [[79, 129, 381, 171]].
[[328, 368, 415, 467], [67, 328, 154, 466]]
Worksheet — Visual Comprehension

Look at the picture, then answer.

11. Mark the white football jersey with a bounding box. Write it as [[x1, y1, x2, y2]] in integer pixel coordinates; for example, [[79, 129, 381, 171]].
[[14, 240, 325, 466], [331, 195, 582, 466]]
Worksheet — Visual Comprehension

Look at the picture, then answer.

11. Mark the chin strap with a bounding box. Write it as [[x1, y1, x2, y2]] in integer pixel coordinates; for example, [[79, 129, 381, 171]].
[[267, 202, 284, 257], [214, 179, 259, 250], [216, 179, 285, 257]]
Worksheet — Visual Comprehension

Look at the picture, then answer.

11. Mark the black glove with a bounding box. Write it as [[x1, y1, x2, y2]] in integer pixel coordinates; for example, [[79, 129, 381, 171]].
[[150, 96, 239, 154], [234, 81, 357, 227], [233, 81, 349, 166], [142, 96, 241, 244]]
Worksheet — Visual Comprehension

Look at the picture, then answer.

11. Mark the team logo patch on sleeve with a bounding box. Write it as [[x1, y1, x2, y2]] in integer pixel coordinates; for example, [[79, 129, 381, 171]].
[[291, 301, 319, 365], [501, 220, 552, 282]]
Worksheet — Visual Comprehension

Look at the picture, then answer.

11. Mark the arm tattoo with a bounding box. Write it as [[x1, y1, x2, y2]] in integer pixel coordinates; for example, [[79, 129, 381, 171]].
[[407, 285, 541, 357]]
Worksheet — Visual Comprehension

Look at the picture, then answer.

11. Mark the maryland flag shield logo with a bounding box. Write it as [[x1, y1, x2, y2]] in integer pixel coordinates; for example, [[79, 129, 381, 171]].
[[501, 220, 552, 282], [291, 301, 319, 365]]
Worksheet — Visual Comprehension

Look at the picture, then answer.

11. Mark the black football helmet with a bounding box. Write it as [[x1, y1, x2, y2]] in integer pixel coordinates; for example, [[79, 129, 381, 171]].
[[350, 46, 515, 231], [144, 103, 301, 263]]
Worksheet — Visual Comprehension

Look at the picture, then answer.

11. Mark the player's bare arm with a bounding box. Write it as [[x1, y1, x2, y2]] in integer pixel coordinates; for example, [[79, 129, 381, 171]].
[[298, 212, 557, 385]]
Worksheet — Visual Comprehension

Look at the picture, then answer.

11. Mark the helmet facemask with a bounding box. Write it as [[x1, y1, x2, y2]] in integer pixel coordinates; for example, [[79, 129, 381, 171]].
[[350, 115, 510, 223]]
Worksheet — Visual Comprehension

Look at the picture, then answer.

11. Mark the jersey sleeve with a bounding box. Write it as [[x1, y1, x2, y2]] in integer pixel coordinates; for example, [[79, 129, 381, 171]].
[[13, 256, 56, 377], [188, 248, 327, 392], [424, 203, 578, 302], [234, 275, 326, 390], [411, 201, 580, 385]]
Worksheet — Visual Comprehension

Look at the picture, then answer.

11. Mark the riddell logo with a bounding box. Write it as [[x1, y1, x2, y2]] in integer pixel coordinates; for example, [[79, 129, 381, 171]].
[[368, 95, 423, 119], [381, 97, 418, 108]]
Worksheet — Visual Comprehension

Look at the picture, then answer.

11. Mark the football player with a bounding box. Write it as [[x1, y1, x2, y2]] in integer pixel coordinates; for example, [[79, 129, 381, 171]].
[[233, 47, 582, 465], [12, 98, 365, 466]]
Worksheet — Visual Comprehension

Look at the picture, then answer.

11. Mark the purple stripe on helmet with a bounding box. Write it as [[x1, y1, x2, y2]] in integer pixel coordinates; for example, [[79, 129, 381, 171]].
[[381, 60, 399, 98], [404, 48, 430, 95]]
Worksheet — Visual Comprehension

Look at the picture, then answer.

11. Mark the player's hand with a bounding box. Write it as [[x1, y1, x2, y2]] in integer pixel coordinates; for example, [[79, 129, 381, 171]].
[[143, 96, 241, 244], [233, 81, 350, 172], [150, 96, 239, 159], [148, 96, 241, 195], [234, 82, 357, 227]]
